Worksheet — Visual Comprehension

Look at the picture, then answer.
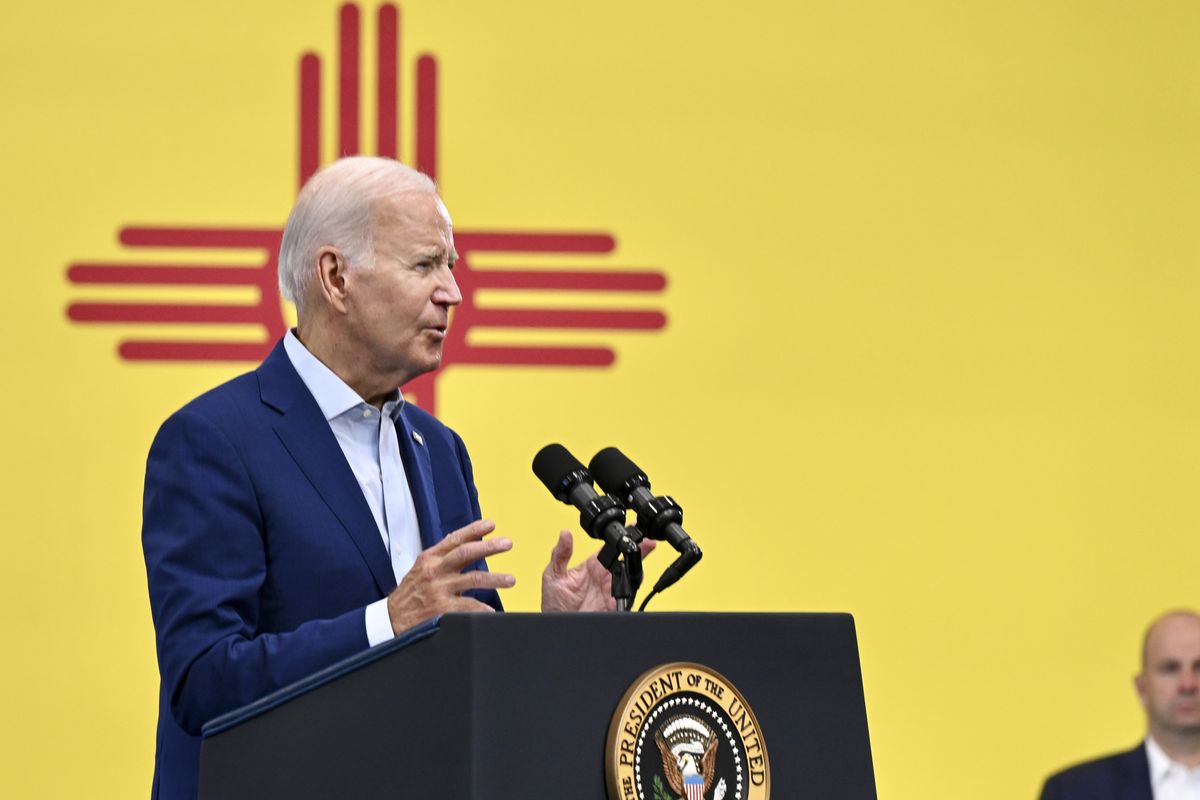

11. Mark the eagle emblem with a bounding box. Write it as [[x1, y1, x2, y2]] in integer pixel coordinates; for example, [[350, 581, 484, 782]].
[[606, 663, 768, 799], [655, 715, 727, 800]]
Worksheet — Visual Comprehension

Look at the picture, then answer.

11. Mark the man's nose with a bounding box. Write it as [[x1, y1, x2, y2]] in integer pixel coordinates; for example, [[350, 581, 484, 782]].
[[1180, 669, 1200, 693], [434, 266, 462, 307]]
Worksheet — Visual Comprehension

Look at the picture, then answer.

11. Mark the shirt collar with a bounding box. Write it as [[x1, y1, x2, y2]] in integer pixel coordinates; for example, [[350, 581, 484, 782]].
[[1146, 735, 1200, 786], [283, 330, 404, 421]]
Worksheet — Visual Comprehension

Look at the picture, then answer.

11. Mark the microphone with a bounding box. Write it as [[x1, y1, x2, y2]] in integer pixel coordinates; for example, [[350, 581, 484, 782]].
[[532, 444, 639, 556], [589, 447, 701, 596]]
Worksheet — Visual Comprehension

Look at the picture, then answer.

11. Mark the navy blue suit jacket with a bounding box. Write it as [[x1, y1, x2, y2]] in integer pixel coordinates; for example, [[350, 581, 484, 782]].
[[1039, 744, 1152, 800], [142, 340, 500, 800]]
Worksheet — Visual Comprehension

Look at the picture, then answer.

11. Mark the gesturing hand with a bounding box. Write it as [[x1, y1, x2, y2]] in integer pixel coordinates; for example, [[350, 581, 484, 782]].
[[387, 519, 514, 634], [541, 530, 656, 613]]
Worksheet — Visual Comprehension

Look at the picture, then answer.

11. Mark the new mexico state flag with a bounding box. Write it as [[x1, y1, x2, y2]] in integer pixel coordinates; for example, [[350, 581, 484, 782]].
[[1, 1, 1197, 797]]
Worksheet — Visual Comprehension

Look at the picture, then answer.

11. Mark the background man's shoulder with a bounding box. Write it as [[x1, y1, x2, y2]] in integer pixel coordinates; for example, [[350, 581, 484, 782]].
[[1040, 744, 1148, 800]]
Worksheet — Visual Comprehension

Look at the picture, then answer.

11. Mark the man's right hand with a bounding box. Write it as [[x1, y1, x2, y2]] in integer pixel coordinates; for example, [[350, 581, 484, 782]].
[[386, 519, 514, 635]]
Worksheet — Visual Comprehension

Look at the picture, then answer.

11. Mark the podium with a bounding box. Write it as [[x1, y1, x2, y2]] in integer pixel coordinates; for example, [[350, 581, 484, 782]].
[[199, 612, 877, 799]]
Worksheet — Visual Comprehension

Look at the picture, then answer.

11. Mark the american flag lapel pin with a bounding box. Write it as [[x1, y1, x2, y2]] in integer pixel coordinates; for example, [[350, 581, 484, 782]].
[[412, 430, 424, 447]]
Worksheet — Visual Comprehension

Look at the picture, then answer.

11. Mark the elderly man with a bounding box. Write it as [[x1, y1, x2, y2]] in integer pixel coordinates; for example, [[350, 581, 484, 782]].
[[1040, 610, 1200, 800], [142, 157, 631, 800]]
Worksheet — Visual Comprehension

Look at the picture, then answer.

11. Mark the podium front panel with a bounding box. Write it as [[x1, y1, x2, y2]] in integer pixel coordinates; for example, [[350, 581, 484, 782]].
[[200, 612, 876, 799]]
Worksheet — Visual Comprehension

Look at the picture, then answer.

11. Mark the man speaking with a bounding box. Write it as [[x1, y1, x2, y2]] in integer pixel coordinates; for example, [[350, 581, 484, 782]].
[[141, 157, 628, 799]]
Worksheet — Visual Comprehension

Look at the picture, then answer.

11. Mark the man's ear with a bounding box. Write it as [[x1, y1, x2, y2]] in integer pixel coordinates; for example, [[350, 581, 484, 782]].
[[1134, 672, 1148, 709], [315, 247, 349, 313]]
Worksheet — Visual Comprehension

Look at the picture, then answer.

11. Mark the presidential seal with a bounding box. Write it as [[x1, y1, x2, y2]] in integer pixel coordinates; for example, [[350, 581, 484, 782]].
[[606, 663, 769, 800]]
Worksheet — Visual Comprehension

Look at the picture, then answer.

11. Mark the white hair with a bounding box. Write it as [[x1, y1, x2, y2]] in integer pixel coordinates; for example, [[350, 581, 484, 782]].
[[278, 156, 437, 312]]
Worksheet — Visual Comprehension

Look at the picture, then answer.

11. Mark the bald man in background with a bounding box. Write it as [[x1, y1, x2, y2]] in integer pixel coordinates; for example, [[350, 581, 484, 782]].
[[1040, 610, 1200, 800]]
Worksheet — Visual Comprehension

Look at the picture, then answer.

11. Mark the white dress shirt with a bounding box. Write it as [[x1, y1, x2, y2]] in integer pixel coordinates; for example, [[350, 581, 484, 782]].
[[1147, 736, 1200, 800], [284, 331, 422, 646]]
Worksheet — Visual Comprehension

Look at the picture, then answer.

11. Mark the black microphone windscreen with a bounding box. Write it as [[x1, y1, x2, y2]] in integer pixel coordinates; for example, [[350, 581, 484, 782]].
[[589, 447, 644, 495], [532, 443, 587, 494]]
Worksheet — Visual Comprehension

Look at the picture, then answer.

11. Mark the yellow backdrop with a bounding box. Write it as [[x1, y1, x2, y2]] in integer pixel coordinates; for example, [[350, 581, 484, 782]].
[[2, 1, 1197, 797]]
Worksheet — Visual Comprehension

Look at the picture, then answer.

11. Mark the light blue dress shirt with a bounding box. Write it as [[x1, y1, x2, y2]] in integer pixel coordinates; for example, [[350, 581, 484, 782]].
[[283, 330, 422, 646]]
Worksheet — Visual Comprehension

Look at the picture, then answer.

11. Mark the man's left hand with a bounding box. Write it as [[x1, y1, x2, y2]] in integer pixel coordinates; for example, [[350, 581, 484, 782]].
[[541, 530, 656, 612]]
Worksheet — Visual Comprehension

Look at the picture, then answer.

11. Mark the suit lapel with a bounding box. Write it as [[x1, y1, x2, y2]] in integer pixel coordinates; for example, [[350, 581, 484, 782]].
[[257, 341, 396, 596], [395, 408, 443, 549], [1117, 743, 1153, 800]]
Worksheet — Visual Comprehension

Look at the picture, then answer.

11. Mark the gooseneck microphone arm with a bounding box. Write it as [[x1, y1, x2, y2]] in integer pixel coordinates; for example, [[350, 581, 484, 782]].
[[532, 444, 642, 611], [589, 447, 702, 611]]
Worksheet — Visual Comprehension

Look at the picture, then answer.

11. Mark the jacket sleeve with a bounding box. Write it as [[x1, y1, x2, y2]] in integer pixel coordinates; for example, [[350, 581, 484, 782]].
[[142, 408, 369, 736]]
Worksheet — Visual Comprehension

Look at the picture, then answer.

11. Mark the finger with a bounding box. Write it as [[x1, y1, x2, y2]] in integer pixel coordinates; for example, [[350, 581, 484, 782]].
[[447, 568, 516, 595], [546, 530, 574, 576], [439, 534, 513, 572], [447, 596, 500, 614], [638, 538, 657, 559], [427, 519, 496, 554]]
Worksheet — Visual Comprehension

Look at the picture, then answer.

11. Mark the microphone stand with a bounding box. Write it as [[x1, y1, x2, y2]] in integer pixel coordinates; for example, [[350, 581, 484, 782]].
[[576, 493, 643, 612], [595, 526, 643, 612]]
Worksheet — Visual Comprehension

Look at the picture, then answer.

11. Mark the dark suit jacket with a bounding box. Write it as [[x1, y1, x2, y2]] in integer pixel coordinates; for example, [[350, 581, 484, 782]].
[[1039, 744, 1152, 800], [142, 340, 500, 800]]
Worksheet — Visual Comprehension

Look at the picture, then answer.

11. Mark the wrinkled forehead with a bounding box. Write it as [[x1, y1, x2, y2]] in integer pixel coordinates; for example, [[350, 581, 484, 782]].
[[370, 188, 455, 258], [373, 187, 450, 224]]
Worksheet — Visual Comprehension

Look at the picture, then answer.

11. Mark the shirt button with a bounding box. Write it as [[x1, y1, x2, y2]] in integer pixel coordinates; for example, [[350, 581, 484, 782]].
[[362, 409, 371, 419]]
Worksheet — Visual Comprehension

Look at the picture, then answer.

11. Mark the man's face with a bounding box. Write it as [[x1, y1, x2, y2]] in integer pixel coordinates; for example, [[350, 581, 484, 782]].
[[1136, 614, 1200, 738], [341, 190, 461, 387]]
